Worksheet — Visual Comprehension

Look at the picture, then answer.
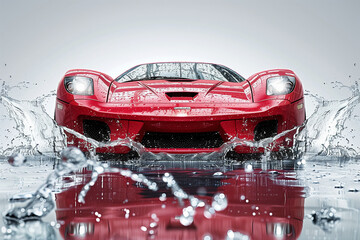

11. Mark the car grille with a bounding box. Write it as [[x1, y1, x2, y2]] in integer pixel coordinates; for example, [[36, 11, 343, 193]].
[[141, 132, 224, 149]]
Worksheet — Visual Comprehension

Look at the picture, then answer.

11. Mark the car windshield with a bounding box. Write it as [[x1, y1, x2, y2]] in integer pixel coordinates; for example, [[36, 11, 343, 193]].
[[115, 62, 245, 83]]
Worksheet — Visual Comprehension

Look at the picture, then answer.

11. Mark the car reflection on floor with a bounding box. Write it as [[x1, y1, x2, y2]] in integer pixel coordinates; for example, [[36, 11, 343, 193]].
[[55, 161, 305, 240]]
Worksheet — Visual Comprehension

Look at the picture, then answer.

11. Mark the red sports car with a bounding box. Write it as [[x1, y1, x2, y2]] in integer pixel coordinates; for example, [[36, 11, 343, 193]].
[[55, 62, 305, 157]]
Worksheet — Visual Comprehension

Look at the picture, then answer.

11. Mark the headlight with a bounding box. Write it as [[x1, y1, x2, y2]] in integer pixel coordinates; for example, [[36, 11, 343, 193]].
[[266, 76, 295, 95], [64, 76, 94, 95]]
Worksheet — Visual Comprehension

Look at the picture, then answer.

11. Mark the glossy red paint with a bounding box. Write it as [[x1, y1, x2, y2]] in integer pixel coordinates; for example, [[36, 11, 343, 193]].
[[55, 169, 304, 240], [55, 63, 306, 155]]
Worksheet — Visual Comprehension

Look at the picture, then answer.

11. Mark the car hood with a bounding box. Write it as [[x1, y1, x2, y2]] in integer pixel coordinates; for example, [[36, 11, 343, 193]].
[[108, 80, 252, 104]]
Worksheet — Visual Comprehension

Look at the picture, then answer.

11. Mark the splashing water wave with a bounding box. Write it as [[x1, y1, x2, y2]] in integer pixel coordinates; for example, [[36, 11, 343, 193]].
[[4, 147, 158, 220], [0, 95, 66, 156], [4, 146, 227, 236], [298, 81, 360, 158]]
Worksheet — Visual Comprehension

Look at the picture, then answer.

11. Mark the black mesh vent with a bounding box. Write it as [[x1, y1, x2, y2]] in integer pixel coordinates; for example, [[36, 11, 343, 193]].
[[83, 120, 110, 142], [254, 120, 278, 141], [141, 132, 224, 148], [165, 92, 198, 98]]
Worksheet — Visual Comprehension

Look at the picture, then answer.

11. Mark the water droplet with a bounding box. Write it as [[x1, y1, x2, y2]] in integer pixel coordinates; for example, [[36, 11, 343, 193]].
[[179, 206, 195, 226], [8, 153, 26, 167], [151, 213, 158, 221], [245, 163, 253, 173], [204, 209, 212, 219], [227, 230, 235, 239], [309, 207, 340, 232], [60, 147, 86, 169], [159, 193, 167, 201], [203, 234, 212, 240], [226, 230, 250, 240], [212, 193, 228, 211]]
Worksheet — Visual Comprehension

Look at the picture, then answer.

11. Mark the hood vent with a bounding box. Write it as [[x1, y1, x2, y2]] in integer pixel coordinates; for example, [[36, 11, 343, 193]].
[[165, 92, 198, 101], [165, 79, 197, 82]]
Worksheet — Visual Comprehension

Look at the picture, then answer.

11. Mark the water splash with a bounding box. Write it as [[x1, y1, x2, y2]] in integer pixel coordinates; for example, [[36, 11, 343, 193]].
[[2, 220, 56, 240], [162, 172, 228, 226], [211, 193, 228, 211], [0, 95, 66, 156], [308, 207, 341, 232], [5, 147, 87, 221], [62, 126, 147, 157], [0, 82, 146, 157], [299, 81, 360, 158], [218, 124, 303, 161], [7, 153, 26, 167], [4, 148, 229, 234], [4, 147, 158, 222]]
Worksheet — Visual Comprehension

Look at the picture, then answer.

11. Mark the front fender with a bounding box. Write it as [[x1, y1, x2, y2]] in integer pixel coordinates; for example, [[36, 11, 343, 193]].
[[247, 69, 304, 103], [56, 69, 113, 103]]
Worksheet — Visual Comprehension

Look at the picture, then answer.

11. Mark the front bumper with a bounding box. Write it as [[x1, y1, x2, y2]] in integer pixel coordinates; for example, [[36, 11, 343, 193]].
[[55, 98, 305, 155]]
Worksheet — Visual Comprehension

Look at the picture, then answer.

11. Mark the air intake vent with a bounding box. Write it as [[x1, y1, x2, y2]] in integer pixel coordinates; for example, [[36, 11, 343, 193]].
[[141, 132, 224, 148], [83, 120, 111, 142], [165, 79, 196, 82], [165, 92, 198, 101], [254, 120, 278, 141]]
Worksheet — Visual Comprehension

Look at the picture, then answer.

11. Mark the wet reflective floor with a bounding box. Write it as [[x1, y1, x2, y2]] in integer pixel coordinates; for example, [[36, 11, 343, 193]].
[[1, 155, 360, 240]]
